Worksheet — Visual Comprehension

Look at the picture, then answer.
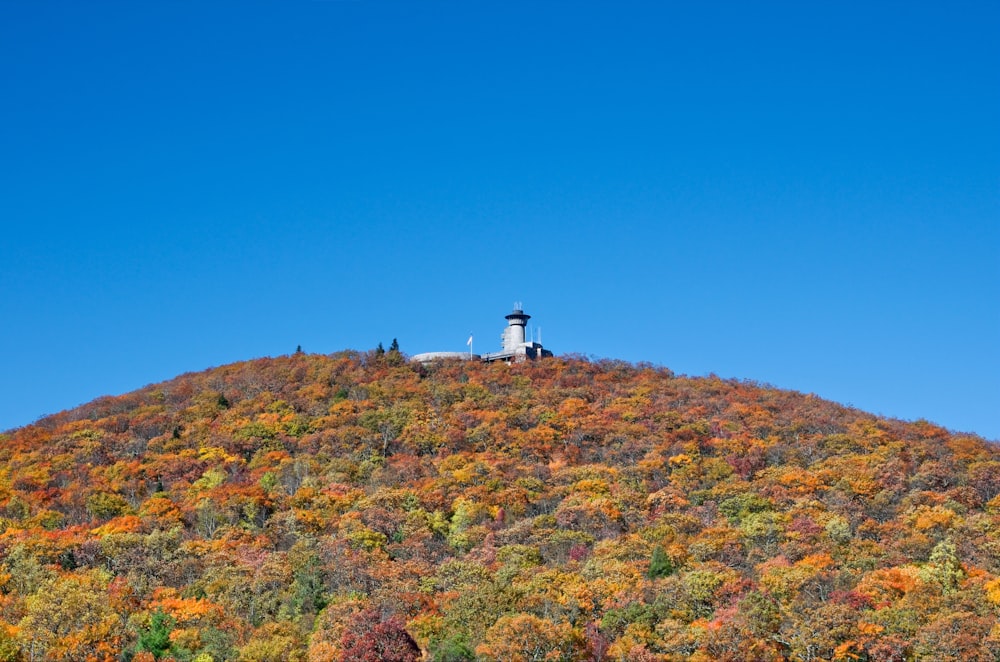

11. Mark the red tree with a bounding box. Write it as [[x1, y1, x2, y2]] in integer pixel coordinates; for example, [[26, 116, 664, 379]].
[[339, 608, 421, 662]]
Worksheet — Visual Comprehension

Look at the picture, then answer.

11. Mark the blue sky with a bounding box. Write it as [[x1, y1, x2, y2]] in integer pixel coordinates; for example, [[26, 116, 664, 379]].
[[2, 1, 997, 440]]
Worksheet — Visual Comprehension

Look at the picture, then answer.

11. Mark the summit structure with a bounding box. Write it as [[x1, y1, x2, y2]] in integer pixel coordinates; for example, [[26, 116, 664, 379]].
[[480, 305, 553, 363], [411, 304, 553, 364]]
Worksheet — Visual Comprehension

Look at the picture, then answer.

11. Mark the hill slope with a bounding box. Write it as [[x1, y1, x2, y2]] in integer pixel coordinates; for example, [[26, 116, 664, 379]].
[[1, 352, 998, 661]]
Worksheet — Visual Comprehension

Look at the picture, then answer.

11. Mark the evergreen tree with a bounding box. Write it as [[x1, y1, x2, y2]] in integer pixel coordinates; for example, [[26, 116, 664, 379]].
[[135, 609, 174, 659], [648, 545, 675, 579]]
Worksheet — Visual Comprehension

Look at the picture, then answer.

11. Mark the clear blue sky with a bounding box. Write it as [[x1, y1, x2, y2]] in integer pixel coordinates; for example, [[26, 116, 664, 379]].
[[2, 1, 997, 440]]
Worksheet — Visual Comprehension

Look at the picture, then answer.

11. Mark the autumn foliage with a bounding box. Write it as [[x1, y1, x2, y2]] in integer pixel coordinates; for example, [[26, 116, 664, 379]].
[[0, 351, 997, 660]]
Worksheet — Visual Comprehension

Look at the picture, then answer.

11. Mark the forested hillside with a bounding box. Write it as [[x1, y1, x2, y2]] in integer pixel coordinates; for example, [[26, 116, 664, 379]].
[[1, 352, 998, 661]]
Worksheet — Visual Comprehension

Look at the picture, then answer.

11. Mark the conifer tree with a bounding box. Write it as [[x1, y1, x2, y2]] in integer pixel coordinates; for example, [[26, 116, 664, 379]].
[[648, 545, 675, 578]]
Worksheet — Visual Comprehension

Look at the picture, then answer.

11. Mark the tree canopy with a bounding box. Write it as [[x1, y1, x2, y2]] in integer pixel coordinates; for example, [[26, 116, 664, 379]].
[[0, 351, 997, 660]]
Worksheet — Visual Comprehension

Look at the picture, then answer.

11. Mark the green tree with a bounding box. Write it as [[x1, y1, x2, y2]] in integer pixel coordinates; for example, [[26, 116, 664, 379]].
[[648, 545, 675, 579], [86, 492, 132, 520], [287, 541, 328, 616], [135, 609, 174, 659], [920, 538, 964, 593], [430, 634, 475, 662]]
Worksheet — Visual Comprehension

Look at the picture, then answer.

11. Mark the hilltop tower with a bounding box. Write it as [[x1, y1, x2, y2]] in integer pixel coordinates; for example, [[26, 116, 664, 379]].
[[502, 305, 530, 352], [411, 304, 552, 364], [481, 304, 553, 363]]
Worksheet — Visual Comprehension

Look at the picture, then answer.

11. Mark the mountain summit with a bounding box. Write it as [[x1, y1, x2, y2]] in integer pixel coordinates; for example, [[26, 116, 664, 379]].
[[1, 352, 998, 660]]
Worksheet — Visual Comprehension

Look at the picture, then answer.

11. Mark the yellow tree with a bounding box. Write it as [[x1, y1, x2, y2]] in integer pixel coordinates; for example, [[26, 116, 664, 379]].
[[17, 569, 124, 661], [476, 613, 583, 662]]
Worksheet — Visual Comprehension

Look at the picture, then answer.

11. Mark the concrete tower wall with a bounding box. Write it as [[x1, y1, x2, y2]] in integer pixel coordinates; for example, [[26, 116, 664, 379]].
[[503, 309, 530, 351], [503, 324, 526, 351]]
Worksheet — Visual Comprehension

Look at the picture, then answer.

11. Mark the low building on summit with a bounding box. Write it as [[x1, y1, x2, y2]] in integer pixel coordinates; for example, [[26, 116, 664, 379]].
[[411, 305, 553, 364]]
